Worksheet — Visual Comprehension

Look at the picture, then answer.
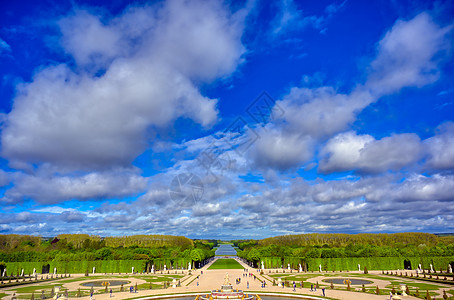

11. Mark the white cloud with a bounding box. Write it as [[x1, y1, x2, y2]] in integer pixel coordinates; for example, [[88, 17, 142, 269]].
[[1, 168, 147, 204], [0, 38, 11, 55], [319, 131, 424, 173], [250, 12, 451, 171], [424, 122, 454, 170], [366, 12, 452, 95], [1, 0, 247, 171]]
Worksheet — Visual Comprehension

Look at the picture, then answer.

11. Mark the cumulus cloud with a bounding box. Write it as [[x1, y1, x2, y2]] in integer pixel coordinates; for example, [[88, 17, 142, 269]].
[[1, 168, 147, 204], [250, 12, 451, 171], [366, 12, 452, 95], [319, 131, 424, 173], [424, 122, 454, 170], [1, 0, 247, 171]]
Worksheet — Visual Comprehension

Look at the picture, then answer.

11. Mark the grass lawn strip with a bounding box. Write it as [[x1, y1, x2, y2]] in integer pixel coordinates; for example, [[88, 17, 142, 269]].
[[207, 259, 243, 270]]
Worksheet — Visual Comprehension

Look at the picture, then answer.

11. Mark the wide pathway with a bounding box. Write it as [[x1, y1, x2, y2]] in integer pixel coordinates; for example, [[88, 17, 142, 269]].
[[1, 259, 423, 300]]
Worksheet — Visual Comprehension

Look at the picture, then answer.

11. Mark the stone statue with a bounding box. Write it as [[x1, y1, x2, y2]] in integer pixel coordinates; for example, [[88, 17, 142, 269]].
[[54, 267, 57, 275], [93, 267, 95, 274], [224, 272, 230, 285], [261, 261, 264, 270], [21, 269, 24, 277], [449, 264, 452, 273], [287, 264, 290, 270], [33, 268, 36, 276], [358, 264, 361, 271], [299, 264, 302, 272], [430, 264, 434, 272], [400, 284, 407, 296], [132, 267, 134, 274], [3, 268, 6, 277], [164, 264, 167, 271], [188, 262, 191, 270]]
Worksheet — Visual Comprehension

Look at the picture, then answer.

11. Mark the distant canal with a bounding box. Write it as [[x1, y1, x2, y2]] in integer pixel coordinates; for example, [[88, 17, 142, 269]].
[[215, 244, 237, 256]]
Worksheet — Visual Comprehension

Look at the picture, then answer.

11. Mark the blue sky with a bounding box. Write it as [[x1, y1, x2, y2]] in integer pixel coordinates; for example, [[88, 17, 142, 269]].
[[0, 0, 453, 239]]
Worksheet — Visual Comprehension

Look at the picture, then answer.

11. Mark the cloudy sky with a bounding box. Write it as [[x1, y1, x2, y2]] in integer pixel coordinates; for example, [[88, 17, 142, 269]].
[[0, 0, 453, 239]]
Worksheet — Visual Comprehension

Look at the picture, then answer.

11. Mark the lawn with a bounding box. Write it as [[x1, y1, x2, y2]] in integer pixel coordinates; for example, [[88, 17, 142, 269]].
[[207, 259, 244, 270]]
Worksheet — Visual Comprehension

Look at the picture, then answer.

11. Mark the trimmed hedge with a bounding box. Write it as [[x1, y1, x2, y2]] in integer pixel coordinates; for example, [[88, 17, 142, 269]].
[[5, 260, 146, 274], [260, 256, 454, 271]]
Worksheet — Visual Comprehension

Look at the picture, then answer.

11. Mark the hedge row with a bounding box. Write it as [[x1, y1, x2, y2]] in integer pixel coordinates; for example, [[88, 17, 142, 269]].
[[4, 260, 146, 274], [4, 258, 195, 275], [260, 256, 454, 271]]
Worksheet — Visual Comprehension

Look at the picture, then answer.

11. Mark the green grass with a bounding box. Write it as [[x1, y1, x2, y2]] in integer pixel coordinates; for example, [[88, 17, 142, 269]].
[[0, 293, 8, 300], [207, 259, 243, 270]]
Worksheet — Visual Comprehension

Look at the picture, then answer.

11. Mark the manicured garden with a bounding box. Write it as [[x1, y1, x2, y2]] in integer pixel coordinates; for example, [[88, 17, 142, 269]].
[[207, 259, 243, 269]]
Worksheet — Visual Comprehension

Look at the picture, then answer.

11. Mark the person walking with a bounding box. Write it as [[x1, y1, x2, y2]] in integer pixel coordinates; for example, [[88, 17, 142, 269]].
[[293, 282, 296, 291], [322, 287, 325, 297], [109, 289, 112, 298]]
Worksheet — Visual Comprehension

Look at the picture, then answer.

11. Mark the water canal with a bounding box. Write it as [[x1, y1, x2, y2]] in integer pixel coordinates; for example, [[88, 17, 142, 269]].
[[215, 244, 237, 256]]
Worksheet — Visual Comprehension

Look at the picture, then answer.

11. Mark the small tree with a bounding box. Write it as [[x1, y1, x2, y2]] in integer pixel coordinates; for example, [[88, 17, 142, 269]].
[[31, 292, 34, 300], [364, 266, 368, 274], [415, 288, 420, 297], [405, 285, 410, 295], [361, 284, 365, 292], [391, 286, 396, 294], [120, 284, 124, 292], [426, 290, 431, 300], [85, 269, 89, 277], [76, 288, 81, 297], [134, 282, 137, 292], [330, 282, 334, 289], [443, 290, 448, 299], [50, 287, 55, 298], [347, 281, 351, 291], [375, 286, 380, 295]]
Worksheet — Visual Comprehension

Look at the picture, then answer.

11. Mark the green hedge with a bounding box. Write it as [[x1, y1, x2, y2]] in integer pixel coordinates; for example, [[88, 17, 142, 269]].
[[5, 260, 146, 274], [261, 256, 454, 271]]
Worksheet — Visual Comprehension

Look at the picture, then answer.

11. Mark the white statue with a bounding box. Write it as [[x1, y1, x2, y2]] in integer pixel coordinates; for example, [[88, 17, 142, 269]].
[[164, 264, 167, 271], [261, 261, 265, 270], [287, 263, 290, 270], [400, 284, 407, 296], [53, 287, 60, 300], [224, 272, 230, 285], [132, 267, 134, 274], [151, 265, 154, 273], [172, 278, 177, 288], [93, 267, 95, 274], [319, 264, 322, 272], [2, 268, 5, 277], [32, 268, 36, 276], [430, 264, 434, 272], [418, 264, 422, 270], [358, 264, 361, 271], [21, 269, 24, 277], [188, 262, 191, 270], [449, 264, 452, 273], [54, 267, 57, 275], [299, 264, 302, 272]]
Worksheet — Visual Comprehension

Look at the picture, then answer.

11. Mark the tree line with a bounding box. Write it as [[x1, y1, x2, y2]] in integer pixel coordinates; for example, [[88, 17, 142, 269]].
[[0, 234, 214, 264], [233, 233, 454, 265]]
